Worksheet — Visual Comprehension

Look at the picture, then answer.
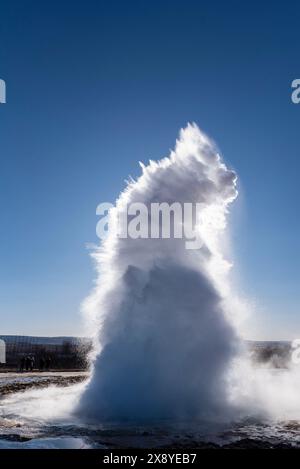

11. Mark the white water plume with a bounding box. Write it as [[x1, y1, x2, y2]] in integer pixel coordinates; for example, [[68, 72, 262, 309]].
[[77, 123, 243, 421]]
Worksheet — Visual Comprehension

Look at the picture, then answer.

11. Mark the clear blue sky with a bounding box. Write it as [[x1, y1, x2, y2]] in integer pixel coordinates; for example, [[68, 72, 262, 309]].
[[0, 0, 299, 339]]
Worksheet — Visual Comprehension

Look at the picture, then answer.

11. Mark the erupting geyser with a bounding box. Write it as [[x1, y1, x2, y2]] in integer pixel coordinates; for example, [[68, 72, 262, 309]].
[[78, 123, 241, 421]]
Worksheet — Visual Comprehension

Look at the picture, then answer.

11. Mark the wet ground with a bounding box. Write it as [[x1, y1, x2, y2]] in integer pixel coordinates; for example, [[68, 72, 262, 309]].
[[0, 373, 299, 449], [0, 371, 88, 396]]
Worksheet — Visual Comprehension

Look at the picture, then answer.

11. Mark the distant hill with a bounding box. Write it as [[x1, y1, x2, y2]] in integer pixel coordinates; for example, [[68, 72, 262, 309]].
[[0, 335, 92, 368], [0, 335, 90, 346]]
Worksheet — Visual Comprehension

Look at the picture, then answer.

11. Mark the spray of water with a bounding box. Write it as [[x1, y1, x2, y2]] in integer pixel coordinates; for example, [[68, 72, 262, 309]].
[[77, 123, 242, 422], [1, 124, 300, 437], [230, 357, 300, 421]]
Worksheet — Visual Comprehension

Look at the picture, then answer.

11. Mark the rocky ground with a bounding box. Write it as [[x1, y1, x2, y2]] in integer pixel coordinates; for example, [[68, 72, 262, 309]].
[[0, 371, 88, 396]]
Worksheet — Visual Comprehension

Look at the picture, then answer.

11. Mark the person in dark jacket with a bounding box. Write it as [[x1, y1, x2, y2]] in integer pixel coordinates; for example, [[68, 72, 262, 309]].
[[25, 355, 30, 371], [30, 356, 35, 371], [39, 356, 45, 371], [45, 356, 51, 371], [20, 356, 25, 372]]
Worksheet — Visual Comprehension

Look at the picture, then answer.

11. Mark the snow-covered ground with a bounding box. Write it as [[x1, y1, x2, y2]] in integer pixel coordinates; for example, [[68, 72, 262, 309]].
[[0, 371, 88, 393], [0, 371, 87, 381]]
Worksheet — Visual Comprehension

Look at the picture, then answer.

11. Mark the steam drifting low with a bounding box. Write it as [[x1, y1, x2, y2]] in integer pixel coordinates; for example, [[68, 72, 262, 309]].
[[78, 124, 241, 421]]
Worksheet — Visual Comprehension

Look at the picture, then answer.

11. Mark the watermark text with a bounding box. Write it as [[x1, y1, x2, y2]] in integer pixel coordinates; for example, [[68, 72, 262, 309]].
[[0, 79, 6, 104], [96, 202, 206, 250]]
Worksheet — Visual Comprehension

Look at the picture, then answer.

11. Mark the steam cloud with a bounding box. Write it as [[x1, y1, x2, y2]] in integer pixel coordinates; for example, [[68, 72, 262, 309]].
[[78, 124, 241, 421]]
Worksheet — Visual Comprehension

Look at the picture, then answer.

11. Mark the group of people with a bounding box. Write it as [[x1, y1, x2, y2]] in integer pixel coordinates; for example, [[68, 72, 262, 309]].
[[19, 355, 51, 372]]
